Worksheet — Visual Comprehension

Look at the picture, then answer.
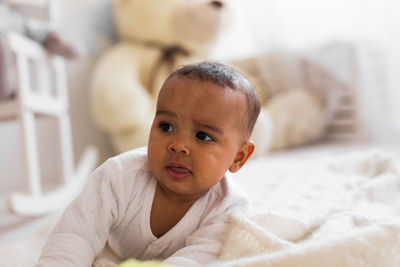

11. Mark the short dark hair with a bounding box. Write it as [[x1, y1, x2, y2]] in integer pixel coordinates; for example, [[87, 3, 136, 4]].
[[168, 61, 261, 139]]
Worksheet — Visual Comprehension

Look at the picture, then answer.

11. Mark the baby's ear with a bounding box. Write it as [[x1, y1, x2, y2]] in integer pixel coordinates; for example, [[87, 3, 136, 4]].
[[229, 140, 255, 173]]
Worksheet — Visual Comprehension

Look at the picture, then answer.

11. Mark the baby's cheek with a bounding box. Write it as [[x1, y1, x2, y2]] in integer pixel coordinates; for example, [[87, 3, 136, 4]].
[[148, 133, 164, 152], [147, 144, 161, 168], [203, 153, 230, 175]]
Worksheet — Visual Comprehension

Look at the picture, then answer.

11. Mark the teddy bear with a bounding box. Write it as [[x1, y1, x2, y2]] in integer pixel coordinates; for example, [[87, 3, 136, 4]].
[[90, 0, 231, 153], [230, 51, 343, 156]]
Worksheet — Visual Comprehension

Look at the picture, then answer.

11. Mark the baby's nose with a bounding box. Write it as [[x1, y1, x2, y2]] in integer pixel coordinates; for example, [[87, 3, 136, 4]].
[[168, 139, 190, 155]]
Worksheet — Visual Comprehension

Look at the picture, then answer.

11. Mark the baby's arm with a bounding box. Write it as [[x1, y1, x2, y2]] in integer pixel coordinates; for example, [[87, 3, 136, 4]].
[[36, 158, 124, 267]]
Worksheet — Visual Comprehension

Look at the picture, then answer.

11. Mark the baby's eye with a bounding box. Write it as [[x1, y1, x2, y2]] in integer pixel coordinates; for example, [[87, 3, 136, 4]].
[[196, 131, 214, 141], [159, 123, 174, 132]]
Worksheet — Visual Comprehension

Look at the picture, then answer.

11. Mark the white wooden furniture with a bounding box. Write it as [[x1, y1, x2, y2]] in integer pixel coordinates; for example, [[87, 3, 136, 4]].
[[0, 32, 97, 216]]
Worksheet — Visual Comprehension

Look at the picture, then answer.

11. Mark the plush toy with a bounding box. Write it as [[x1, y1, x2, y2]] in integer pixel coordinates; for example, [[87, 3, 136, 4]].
[[0, 0, 79, 99], [230, 52, 341, 156], [90, 0, 231, 153]]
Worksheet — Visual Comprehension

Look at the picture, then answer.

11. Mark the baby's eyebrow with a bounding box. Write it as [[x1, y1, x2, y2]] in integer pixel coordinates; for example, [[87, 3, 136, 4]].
[[194, 120, 224, 135], [155, 110, 177, 118]]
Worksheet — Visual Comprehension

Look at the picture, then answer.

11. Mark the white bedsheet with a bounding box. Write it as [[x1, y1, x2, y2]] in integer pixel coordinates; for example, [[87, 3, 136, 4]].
[[211, 143, 400, 266]]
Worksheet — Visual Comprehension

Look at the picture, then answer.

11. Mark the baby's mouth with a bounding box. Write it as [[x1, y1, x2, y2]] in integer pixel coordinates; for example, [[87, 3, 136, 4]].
[[166, 163, 192, 180]]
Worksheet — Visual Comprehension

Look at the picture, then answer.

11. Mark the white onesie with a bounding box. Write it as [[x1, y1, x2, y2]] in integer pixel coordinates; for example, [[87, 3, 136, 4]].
[[36, 147, 248, 267]]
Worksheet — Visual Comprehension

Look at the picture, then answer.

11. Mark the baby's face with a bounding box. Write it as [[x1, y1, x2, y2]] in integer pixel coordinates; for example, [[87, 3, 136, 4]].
[[148, 75, 247, 200]]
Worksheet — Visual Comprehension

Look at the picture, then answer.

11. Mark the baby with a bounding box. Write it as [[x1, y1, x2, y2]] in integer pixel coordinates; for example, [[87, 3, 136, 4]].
[[36, 62, 261, 267]]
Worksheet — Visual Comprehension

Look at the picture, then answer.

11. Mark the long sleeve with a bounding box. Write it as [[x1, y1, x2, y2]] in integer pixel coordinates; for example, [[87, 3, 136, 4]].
[[36, 158, 124, 267]]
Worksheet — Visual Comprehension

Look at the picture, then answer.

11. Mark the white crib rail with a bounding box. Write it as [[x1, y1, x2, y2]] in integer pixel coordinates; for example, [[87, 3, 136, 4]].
[[0, 32, 98, 216]]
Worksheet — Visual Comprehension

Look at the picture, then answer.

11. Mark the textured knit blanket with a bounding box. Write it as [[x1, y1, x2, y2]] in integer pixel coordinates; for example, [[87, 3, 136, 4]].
[[211, 146, 400, 266]]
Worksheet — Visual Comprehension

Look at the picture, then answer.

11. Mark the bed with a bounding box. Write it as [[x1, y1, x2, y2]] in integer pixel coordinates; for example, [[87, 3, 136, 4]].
[[1, 141, 399, 267]]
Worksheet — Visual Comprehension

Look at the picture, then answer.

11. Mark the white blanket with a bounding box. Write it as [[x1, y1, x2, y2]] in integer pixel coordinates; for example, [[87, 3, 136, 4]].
[[211, 147, 400, 266]]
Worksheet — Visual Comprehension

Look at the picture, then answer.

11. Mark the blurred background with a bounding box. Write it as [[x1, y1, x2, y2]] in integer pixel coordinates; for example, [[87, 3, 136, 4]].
[[0, 0, 399, 201]]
